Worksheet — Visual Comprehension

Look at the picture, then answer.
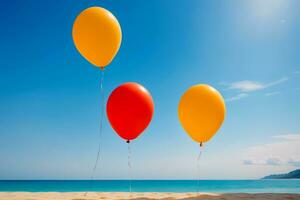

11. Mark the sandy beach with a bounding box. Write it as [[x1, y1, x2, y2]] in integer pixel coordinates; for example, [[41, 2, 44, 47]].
[[0, 192, 299, 200]]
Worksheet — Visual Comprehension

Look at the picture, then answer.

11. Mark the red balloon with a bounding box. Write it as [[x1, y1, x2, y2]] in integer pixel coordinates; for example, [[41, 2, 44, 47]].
[[106, 82, 154, 142]]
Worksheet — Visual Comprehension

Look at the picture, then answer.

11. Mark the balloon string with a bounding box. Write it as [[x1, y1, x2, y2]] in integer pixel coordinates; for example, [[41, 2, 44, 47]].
[[196, 143, 204, 195], [128, 141, 132, 193], [85, 69, 105, 196]]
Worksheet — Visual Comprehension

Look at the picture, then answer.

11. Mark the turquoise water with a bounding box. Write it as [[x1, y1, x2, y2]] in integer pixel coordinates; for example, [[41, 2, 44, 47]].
[[0, 180, 299, 193]]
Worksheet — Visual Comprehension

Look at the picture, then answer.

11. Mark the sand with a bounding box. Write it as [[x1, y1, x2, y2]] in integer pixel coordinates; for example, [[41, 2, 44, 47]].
[[0, 192, 299, 200]]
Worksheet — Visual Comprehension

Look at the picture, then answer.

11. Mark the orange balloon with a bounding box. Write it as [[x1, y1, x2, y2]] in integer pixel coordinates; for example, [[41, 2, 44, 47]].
[[178, 84, 226, 144], [72, 7, 122, 68]]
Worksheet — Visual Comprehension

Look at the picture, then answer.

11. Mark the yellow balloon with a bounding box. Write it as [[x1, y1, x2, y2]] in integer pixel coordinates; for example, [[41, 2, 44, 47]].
[[72, 7, 122, 69], [178, 84, 226, 144]]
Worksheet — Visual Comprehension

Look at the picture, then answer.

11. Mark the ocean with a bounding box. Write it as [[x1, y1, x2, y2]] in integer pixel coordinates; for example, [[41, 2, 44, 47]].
[[0, 180, 299, 193]]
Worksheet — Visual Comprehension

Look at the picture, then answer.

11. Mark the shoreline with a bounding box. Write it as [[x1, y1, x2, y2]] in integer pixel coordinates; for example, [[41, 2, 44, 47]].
[[0, 192, 300, 200]]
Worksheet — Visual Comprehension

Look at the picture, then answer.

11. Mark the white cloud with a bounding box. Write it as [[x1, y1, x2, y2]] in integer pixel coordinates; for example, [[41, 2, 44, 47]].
[[228, 77, 289, 92], [229, 81, 264, 92], [243, 160, 254, 165], [243, 134, 300, 167], [264, 77, 289, 88], [225, 93, 249, 102], [272, 134, 300, 141], [265, 91, 280, 96], [288, 158, 300, 167], [224, 77, 289, 101], [265, 157, 283, 166]]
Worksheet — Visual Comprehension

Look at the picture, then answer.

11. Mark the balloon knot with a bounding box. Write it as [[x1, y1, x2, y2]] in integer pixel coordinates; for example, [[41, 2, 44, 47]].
[[200, 142, 203, 147], [126, 140, 130, 144]]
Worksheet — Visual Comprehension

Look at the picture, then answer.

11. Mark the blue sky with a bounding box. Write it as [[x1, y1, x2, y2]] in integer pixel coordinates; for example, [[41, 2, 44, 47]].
[[0, 0, 299, 180]]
